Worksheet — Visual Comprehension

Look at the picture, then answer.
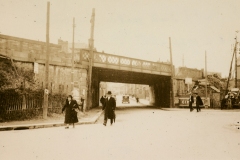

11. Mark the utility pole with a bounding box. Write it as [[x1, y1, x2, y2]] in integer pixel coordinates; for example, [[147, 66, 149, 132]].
[[87, 8, 95, 110], [71, 17, 75, 91], [205, 51, 207, 107], [235, 36, 238, 88], [225, 41, 237, 95], [43, 1, 50, 119], [169, 37, 175, 108]]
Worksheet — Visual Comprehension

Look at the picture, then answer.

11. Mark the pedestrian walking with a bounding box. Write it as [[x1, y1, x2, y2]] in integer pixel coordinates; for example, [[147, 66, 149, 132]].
[[221, 97, 227, 110], [189, 92, 194, 112], [80, 94, 85, 112], [62, 95, 80, 129], [102, 91, 116, 126], [195, 93, 203, 112], [136, 96, 139, 103]]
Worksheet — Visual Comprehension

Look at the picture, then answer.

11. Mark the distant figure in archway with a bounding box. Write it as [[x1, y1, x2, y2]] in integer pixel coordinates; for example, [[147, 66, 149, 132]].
[[136, 96, 139, 103], [100, 95, 106, 107], [80, 94, 85, 112], [102, 91, 116, 126]]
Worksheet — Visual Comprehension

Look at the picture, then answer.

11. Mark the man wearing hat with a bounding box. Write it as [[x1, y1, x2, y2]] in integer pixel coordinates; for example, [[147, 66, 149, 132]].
[[102, 91, 116, 126]]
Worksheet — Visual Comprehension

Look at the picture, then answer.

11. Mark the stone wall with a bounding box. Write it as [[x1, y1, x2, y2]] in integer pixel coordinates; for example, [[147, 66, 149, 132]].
[[0, 34, 88, 104], [13, 62, 88, 95]]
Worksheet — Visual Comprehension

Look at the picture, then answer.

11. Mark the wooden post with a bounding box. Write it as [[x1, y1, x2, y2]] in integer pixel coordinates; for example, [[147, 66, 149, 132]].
[[22, 78, 26, 110], [205, 51, 208, 107], [86, 8, 95, 110], [169, 37, 175, 107], [235, 36, 238, 88], [71, 17, 75, 92], [43, 1, 50, 119]]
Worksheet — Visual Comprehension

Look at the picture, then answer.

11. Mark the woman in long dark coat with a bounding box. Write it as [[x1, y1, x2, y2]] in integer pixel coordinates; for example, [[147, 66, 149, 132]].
[[62, 95, 80, 129]]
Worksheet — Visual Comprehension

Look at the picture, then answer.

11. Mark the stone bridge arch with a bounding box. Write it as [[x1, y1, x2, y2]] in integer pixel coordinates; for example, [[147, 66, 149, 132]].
[[91, 67, 171, 108]]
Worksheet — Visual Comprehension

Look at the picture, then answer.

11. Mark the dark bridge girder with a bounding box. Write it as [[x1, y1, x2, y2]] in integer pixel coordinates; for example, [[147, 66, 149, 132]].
[[91, 67, 171, 108]]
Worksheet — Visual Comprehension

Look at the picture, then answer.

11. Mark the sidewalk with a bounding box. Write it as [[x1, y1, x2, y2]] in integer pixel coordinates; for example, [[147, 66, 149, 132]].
[[0, 107, 103, 131], [161, 107, 240, 112]]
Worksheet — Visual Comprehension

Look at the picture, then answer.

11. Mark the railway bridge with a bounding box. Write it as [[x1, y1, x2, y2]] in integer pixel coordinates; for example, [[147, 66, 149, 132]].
[[80, 49, 172, 108]]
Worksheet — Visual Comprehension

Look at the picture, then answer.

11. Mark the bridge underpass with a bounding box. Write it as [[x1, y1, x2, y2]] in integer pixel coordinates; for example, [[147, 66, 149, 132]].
[[80, 49, 172, 109], [99, 82, 150, 107], [91, 67, 171, 108]]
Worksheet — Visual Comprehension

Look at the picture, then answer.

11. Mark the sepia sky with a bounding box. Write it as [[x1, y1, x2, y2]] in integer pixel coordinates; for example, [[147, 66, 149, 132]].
[[1, 0, 240, 77]]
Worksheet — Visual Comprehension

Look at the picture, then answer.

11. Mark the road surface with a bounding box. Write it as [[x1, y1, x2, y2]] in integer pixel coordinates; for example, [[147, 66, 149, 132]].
[[0, 108, 239, 160], [115, 95, 149, 107]]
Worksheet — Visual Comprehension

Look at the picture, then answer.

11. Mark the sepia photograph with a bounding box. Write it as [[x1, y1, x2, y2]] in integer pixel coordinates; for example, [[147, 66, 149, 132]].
[[0, 0, 240, 159]]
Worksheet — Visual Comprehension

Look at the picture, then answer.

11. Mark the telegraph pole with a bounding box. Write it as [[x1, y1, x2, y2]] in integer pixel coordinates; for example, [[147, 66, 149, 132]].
[[87, 8, 95, 110], [71, 17, 75, 91], [235, 35, 238, 88], [225, 42, 237, 95], [205, 51, 207, 105], [43, 1, 50, 119], [169, 37, 175, 108]]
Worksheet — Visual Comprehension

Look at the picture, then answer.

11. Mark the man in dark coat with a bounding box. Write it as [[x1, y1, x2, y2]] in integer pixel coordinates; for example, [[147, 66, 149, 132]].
[[195, 93, 203, 112], [102, 91, 116, 126], [62, 95, 80, 129], [100, 95, 106, 107], [189, 92, 194, 112]]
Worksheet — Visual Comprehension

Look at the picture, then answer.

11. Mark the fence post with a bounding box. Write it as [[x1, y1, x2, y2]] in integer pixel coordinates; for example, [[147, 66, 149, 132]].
[[22, 94, 26, 110]]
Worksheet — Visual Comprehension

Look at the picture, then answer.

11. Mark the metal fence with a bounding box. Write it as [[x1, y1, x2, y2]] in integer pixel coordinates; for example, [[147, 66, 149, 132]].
[[80, 49, 172, 75], [0, 91, 43, 113], [0, 90, 67, 121]]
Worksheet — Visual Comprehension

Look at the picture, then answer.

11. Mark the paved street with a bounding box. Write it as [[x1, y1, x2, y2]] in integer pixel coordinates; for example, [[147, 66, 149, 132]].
[[115, 95, 149, 107], [0, 108, 239, 160]]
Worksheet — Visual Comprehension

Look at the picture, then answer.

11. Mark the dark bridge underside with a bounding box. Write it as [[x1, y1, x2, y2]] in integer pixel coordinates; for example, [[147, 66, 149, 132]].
[[91, 67, 171, 108]]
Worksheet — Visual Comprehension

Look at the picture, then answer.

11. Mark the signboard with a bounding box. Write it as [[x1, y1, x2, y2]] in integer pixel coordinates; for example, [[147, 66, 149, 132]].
[[44, 89, 49, 95], [179, 97, 210, 107], [34, 62, 38, 74], [185, 78, 192, 84]]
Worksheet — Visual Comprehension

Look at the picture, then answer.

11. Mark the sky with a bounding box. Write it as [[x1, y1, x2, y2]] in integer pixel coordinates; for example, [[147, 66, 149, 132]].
[[1, 0, 240, 77]]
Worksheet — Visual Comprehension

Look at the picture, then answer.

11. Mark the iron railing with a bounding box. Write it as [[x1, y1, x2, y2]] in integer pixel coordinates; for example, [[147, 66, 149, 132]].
[[80, 49, 172, 74]]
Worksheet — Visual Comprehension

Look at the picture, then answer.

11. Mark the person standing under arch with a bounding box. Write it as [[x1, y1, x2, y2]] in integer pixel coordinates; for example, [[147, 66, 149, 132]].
[[100, 95, 106, 107]]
